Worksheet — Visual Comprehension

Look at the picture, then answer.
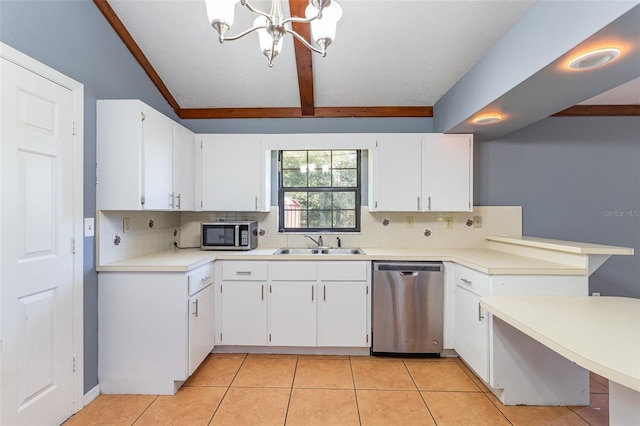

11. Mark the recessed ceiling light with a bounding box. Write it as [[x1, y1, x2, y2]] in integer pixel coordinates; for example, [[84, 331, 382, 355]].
[[472, 114, 503, 125], [568, 48, 621, 70]]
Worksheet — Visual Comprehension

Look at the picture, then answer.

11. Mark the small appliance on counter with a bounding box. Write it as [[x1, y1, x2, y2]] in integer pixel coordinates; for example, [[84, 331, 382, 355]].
[[201, 221, 258, 250]]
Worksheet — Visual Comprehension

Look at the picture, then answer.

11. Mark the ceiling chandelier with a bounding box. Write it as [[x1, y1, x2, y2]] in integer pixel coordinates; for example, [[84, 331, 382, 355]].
[[205, 0, 343, 67]]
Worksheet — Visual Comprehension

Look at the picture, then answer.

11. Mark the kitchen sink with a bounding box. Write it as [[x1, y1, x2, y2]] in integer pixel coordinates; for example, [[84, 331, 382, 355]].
[[274, 248, 365, 255]]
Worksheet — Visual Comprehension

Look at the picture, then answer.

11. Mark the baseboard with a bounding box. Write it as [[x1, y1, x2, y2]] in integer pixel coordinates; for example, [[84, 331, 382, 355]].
[[83, 384, 100, 406]]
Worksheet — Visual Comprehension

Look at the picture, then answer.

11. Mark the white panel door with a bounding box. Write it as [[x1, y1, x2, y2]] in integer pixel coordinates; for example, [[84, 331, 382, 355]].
[[317, 282, 368, 347], [188, 284, 215, 375], [220, 282, 267, 345], [172, 124, 195, 210], [1, 58, 77, 425], [422, 134, 472, 212], [370, 134, 422, 211], [142, 105, 173, 210], [454, 286, 489, 382], [201, 134, 263, 211], [269, 282, 316, 346]]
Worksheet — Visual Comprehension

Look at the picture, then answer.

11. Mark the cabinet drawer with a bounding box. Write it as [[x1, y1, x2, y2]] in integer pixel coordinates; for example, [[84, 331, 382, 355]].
[[318, 261, 368, 281], [221, 261, 268, 281], [455, 265, 489, 296], [270, 262, 317, 281], [188, 263, 214, 296]]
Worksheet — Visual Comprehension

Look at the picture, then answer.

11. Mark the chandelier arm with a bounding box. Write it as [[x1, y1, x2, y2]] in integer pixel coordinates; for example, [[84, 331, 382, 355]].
[[285, 28, 325, 56], [282, 15, 317, 26], [222, 25, 266, 42]]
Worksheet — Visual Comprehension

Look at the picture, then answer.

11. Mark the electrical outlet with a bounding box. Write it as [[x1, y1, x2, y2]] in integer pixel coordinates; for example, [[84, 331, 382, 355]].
[[473, 215, 482, 228], [123, 217, 130, 234], [84, 218, 95, 237], [406, 216, 413, 228], [443, 217, 453, 229]]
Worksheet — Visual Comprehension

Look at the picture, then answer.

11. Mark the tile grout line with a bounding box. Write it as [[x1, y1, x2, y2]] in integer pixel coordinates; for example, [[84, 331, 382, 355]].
[[130, 395, 159, 426], [206, 353, 248, 426], [282, 355, 299, 425], [402, 358, 438, 425], [348, 356, 363, 426]]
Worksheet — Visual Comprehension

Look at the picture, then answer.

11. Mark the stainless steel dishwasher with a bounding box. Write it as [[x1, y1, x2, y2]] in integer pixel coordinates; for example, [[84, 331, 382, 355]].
[[372, 262, 444, 355]]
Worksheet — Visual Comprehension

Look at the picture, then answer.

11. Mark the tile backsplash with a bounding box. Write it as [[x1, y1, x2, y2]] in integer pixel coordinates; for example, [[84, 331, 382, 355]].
[[97, 206, 522, 264]]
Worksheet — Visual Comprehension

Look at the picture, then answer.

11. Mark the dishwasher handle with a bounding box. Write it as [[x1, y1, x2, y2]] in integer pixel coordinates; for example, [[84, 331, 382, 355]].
[[374, 262, 443, 273]]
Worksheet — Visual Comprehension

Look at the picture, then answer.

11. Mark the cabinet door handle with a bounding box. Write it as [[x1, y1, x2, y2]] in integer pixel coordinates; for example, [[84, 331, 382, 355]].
[[169, 193, 174, 208], [417, 196, 420, 210], [176, 193, 181, 209], [255, 196, 258, 211], [192, 298, 199, 317], [200, 276, 212, 283], [460, 278, 472, 285], [261, 284, 264, 301], [428, 196, 431, 211], [323, 285, 326, 301], [311, 286, 314, 302], [236, 271, 252, 276], [478, 303, 484, 321]]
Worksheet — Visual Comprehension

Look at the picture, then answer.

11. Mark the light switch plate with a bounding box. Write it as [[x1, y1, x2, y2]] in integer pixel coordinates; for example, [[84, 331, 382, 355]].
[[84, 217, 95, 237]]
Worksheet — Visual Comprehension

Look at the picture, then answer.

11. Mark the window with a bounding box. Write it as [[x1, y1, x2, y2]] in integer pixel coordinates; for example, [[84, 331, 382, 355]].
[[278, 150, 361, 232]]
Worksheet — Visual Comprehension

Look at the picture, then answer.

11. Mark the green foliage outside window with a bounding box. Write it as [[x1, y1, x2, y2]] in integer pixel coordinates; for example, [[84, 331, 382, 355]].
[[279, 150, 361, 232]]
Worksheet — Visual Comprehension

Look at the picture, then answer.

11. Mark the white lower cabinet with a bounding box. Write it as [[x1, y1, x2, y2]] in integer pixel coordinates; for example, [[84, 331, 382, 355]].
[[451, 263, 588, 393], [215, 260, 371, 349], [98, 262, 215, 395], [218, 261, 268, 345]]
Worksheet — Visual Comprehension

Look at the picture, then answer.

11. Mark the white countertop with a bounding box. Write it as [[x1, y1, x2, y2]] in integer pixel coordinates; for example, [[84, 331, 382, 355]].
[[486, 235, 635, 255], [97, 247, 588, 275], [480, 295, 640, 392], [96, 235, 633, 274]]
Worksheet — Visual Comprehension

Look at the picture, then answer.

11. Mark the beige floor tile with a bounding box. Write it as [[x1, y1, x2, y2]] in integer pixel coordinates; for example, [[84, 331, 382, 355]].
[[135, 386, 226, 425], [293, 358, 354, 389], [421, 391, 510, 425], [210, 387, 290, 426], [184, 354, 245, 387], [231, 356, 297, 387], [487, 392, 588, 425], [406, 360, 481, 392], [357, 390, 436, 426], [569, 392, 609, 426], [64, 394, 155, 426], [351, 359, 416, 390], [285, 388, 359, 426], [455, 357, 490, 392]]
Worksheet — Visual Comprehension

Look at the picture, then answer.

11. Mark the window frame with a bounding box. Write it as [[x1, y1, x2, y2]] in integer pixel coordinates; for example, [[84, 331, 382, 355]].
[[278, 149, 362, 233]]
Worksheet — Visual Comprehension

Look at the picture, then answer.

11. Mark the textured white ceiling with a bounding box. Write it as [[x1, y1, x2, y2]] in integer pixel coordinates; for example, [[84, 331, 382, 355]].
[[108, 0, 541, 109]]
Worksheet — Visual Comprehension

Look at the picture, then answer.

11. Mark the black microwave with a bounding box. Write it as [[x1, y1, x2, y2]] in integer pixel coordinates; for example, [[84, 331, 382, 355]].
[[201, 221, 258, 250]]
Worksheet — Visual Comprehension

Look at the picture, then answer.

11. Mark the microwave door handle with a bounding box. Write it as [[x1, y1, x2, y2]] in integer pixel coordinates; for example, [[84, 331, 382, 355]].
[[235, 226, 240, 247]]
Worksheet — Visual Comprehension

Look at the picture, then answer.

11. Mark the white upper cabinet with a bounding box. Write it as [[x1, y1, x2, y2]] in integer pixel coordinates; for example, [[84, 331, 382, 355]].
[[369, 134, 422, 212], [369, 133, 473, 212], [422, 134, 473, 212], [97, 99, 195, 210], [199, 134, 270, 212], [172, 123, 196, 210]]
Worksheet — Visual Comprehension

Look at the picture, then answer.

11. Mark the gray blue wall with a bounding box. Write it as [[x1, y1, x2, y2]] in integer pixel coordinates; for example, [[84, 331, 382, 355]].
[[2, 0, 638, 394], [475, 116, 640, 298]]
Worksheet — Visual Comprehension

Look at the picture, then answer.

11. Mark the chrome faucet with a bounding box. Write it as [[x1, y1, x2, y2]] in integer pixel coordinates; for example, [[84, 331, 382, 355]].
[[304, 235, 323, 247]]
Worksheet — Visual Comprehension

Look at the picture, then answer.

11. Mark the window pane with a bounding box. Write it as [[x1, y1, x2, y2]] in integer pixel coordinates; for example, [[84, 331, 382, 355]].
[[282, 151, 307, 170], [309, 210, 332, 228], [333, 192, 355, 209], [285, 192, 307, 209], [309, 192, 332, 210], [283, 170, 307, 188], [334, 210, 356, 228], [308, 151, 331, 172], [332, 150, 357, 168], [308, 169, 331, 187], [332, 169, 357, 187]]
